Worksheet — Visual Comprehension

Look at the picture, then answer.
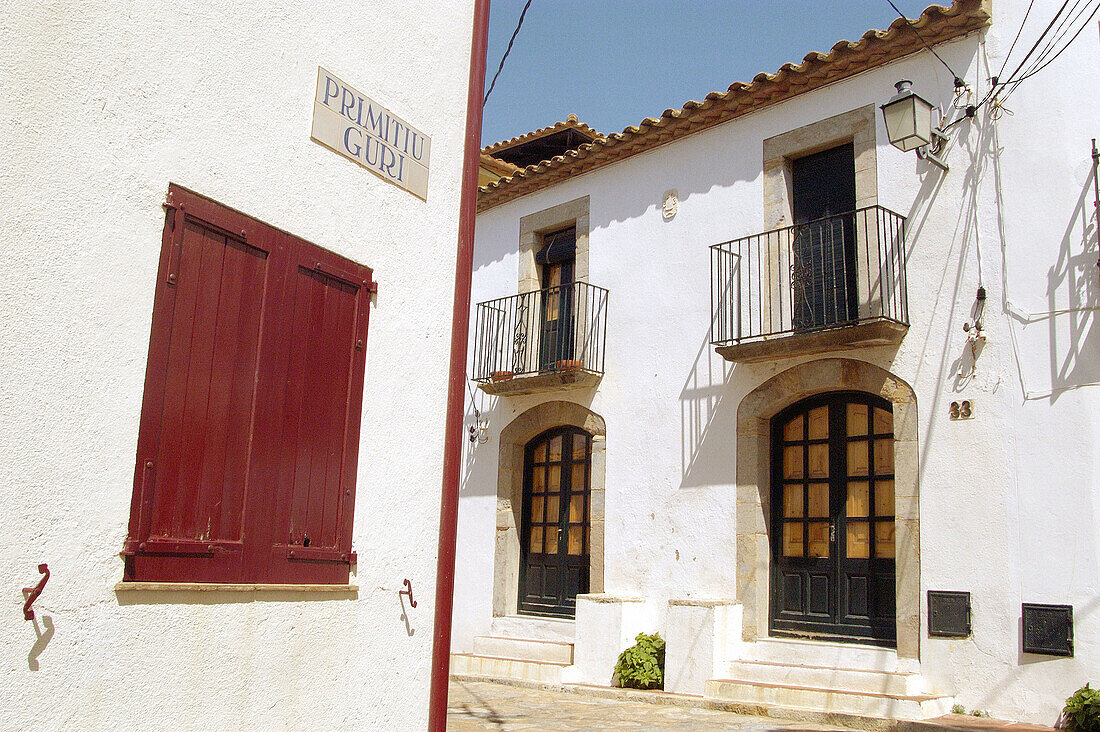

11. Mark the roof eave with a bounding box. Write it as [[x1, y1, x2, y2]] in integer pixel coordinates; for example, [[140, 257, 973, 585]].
[[477, 0, 990, 213]]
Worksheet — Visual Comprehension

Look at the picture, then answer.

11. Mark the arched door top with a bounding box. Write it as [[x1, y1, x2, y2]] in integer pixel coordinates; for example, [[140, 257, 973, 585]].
[[735, 359, 921, 660]]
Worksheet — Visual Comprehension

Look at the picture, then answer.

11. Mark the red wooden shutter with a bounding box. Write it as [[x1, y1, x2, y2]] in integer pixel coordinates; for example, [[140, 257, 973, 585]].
[[261, 240, 372, 584], [124, 185, 373, 584], [124, 186, 278, 582]]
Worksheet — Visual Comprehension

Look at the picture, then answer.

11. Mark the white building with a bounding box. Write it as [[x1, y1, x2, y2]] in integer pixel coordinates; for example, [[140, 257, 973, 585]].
[[453, 0, 1099, 724], [1, 2, 474, 729]]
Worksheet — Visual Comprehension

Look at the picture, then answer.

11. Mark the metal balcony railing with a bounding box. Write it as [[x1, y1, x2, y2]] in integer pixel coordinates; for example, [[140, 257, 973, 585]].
[[472, 282, 609, 382], [711, 206, 908, 346]]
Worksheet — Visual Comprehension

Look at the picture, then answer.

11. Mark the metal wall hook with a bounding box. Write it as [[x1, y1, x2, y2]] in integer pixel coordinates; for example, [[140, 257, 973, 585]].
[[399, 578, 416, 608], [23, 564, 49, 621]]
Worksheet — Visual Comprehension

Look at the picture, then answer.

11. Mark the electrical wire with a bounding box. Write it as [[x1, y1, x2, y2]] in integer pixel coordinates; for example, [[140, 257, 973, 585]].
[[998, 0, 1100, 102], [961, 0, 1097, 119], [997, 0, 1036, 79], [1008, 0, 1090, 83], [997, 0, 1071, 88], [483, 0, 533, 107], [884, 0, 965, 84]]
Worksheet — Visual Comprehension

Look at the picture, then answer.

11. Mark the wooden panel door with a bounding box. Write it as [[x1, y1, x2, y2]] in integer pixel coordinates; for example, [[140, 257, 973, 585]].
[[537, 228, 576, 371], [790, 143, 857, 330], [519, 427, 591, 617], [770, 392, 896, 645]]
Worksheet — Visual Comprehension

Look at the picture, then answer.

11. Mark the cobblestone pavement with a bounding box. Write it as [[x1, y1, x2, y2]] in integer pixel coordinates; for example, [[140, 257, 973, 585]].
[[447, 679, 850, 731]]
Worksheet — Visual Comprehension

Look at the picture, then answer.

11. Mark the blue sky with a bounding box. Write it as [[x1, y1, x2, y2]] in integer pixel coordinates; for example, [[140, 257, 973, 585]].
[[481, 0, 934, 145]]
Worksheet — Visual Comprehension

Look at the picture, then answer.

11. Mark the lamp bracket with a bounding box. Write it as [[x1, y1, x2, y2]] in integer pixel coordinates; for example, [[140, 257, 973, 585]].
[[916, 126, 950, 171]]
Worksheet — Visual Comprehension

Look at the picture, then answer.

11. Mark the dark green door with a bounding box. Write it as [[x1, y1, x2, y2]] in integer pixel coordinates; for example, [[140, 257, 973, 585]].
[[770, 392, 897, 645], [537, 227, 576, 371], [519, 427, 591, 617], [791, 143, 858, 330]]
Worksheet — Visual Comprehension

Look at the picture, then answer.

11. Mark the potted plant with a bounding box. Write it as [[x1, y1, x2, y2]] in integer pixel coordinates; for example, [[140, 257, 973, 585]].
[[490, 370, 514, 382], [555, 359, 583, 372]]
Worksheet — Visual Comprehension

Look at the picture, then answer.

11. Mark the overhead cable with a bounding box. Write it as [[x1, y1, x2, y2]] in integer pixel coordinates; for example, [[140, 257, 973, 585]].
[[996, 0, 1036, 79], [885, 0, 965, 85], [483, 0, 533, 106], [967, 0, 1097, 116], [999, 0, 1100, 102]]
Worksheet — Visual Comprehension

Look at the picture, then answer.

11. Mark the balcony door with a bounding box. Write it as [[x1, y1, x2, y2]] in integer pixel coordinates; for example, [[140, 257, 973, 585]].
[[791, 143, 857, 330], [537, 227, 576, 371], [770, 392, 897, 645], [519, 426, 591, 617]]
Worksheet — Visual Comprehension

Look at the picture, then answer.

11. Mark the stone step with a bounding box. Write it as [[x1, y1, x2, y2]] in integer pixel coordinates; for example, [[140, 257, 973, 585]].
[[489, 614, 576, 643], [450, 652, 569, 684], [723, 658, 925, 695], [706, 678, 954, 720], [472, 635, 574, 664], [742, 637, 900, 672]]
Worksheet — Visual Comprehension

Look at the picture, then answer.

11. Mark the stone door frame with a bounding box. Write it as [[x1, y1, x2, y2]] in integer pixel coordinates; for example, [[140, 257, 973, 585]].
[[494, 401, 606, 617], [736, 358, 920, 659]]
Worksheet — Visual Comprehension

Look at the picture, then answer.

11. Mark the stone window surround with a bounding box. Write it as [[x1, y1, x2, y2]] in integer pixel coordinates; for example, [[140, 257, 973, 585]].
[[493, 400, 606, 618], [735, 358, 920, 660], [763, 105, 878, 230], [762, 106, 889, 324], [518, 196, 590, 294]]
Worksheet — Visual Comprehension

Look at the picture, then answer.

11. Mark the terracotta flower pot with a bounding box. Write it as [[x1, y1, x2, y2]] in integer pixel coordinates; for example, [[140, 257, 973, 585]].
[[490, 370, 514, 382], [555, 359, 583, 372]]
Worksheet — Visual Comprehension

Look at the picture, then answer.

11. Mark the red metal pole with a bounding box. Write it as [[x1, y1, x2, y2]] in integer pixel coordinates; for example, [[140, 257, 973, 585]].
[[427, 1, 490, 729]]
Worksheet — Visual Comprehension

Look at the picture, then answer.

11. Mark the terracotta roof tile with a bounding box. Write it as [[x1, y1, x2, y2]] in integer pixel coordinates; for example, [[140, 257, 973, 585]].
[[479, 152, 521, 177], [482, 113, 604, 155], [478, 0, 990, 212]]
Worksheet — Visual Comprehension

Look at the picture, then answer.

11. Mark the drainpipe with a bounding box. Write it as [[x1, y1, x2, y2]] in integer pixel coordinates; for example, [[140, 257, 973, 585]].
[[427, 1, 490, 730]]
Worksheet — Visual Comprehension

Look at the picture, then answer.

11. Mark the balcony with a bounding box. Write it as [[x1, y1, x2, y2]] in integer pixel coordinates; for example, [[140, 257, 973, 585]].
[[711, 206, 908, 363], [472, 281, 608, 396]]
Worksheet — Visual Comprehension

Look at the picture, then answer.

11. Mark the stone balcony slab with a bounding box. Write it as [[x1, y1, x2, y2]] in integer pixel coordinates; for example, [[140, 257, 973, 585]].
[[715, 318, 907, 364]]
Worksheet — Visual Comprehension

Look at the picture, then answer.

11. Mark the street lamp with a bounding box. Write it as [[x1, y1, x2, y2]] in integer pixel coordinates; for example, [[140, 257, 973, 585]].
[[881, 80, 949, 171]]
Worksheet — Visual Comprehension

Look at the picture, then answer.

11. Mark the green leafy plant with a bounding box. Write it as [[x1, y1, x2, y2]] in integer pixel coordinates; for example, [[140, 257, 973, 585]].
[[951, 703, 989, 717], [613, 632, 666, 690], [1063, 684, 1100, 732]]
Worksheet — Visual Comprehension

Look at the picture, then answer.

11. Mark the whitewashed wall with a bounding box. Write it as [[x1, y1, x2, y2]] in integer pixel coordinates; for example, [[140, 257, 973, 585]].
[[0, 2, 471, 729], [458, 0, 1099, 723]]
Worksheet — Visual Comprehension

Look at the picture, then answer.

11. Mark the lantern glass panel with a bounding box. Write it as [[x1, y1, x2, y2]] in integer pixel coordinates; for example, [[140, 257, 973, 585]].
[[882, 92, 934, 152]]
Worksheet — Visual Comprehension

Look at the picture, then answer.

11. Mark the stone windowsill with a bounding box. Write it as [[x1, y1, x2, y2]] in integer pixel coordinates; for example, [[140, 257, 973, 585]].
[[667, 598, 739, 608], [576, 593, 646, 604], [115, 582, 358, 594]]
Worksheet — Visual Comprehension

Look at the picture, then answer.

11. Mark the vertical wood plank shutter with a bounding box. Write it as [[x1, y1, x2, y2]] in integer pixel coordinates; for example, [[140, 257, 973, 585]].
[[123, 184, 374, 584], [264, 245, 371, 583]]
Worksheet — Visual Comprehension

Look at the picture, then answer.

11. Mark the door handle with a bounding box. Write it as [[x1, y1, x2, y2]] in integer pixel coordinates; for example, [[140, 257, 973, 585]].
[[830, 523, 836, 543]]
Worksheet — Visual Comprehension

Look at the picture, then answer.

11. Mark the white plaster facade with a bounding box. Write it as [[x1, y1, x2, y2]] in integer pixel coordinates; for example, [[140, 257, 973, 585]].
[[0, 3, 472, 729], [456, 0, 1099, 724]]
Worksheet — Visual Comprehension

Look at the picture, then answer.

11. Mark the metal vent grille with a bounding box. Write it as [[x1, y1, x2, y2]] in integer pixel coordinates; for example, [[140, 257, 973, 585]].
[[928, 591, 971, 638], [1022, 603, 1073, 656]]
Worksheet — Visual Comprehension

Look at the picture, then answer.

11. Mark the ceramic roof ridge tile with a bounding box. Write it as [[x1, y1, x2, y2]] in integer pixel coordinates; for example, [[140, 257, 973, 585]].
[[478, 0, 989, 211], [479, 152, 521, 176], [482, 113, 604, 154]]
